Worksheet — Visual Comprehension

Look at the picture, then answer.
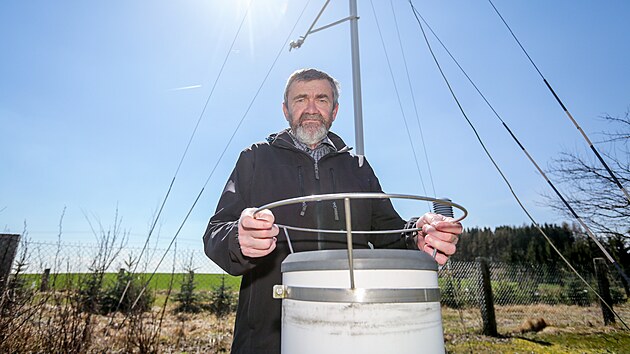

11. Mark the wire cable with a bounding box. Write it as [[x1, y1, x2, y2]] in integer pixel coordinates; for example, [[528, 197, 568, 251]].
[[110, 0, 256, 318], [409, 4, 630, 285], [487, 0, 630, 204], [408, 0, 629, 330], [129, 0, 315, 310], [389, 0, 437, 197], [368, 0, 429, 203]]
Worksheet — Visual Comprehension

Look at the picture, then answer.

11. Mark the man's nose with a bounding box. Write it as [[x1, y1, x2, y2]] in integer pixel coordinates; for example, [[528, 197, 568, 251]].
[[304, 99, 318, 113]]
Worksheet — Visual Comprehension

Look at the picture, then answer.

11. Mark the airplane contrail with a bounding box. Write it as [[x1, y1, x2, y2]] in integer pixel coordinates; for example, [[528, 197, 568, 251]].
[[169, 84, 202, 91]]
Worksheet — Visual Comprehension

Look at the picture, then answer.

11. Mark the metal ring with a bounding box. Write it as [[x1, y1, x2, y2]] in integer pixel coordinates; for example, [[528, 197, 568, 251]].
[[254, 192, 467, 235], [273, 285, 441, 303]]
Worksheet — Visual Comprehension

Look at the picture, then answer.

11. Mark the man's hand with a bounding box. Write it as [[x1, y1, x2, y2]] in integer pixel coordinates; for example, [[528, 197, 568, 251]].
[[238, 208, 280, 258], [415, 212, 462, 265]]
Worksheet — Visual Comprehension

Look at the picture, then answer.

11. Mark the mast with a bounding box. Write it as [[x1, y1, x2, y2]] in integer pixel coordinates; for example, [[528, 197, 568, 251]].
[[289, 0, 366, 157], [349, 0, 365, 156]]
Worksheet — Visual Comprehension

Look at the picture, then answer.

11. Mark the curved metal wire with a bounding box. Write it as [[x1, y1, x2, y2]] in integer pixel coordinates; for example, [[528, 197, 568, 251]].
[[254, 192, 467, 235]]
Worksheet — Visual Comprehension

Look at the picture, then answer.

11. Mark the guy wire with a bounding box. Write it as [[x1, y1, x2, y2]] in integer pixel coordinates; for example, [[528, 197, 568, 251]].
[[128, 0, 315, 311], [487, 0, 630, 204], [109, 0, 256, 321], [410, 3, 630, 286], [389, 0, 437, 198], [368, 0, 430, 204], [408, 0, 629, 329]]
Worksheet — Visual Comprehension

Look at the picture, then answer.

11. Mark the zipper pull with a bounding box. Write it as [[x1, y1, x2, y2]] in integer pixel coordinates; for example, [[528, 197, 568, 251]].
[[300, 202, 307, 216], [332, 201, 339, 221], [314, 162, 320, 180]]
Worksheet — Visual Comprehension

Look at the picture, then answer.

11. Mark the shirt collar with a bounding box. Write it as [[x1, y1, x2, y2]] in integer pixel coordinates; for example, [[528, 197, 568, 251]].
[[287, 129, 337, 152]]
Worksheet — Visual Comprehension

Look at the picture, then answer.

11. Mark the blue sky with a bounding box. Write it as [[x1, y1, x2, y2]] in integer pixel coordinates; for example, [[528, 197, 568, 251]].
[[1, 0, 629, 249]]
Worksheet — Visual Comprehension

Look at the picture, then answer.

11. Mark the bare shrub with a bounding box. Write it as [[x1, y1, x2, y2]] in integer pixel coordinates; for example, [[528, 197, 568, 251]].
[[121, 245, 177, 353], [0, 233, 43, 353]]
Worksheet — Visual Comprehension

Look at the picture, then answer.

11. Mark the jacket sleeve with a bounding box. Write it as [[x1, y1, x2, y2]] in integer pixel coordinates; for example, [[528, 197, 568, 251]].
[[202, 149, 259, 276]]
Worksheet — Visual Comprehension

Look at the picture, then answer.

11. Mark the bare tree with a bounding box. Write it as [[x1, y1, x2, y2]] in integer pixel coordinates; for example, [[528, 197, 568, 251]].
[[544, 109, 629, 239]]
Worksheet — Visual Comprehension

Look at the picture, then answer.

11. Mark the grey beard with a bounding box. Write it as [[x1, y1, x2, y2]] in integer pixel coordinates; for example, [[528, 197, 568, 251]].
[[294, 123, 328, 146]]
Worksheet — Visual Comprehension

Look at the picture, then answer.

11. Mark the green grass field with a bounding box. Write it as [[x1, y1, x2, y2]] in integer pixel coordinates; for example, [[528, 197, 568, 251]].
[[20, 272, 241, 292]]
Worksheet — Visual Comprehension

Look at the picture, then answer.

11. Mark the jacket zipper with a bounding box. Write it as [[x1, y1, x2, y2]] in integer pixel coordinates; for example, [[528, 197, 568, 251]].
[[330, 168, 339, 221], [298, 166, 307, 216], [314, 160, 320, 180]]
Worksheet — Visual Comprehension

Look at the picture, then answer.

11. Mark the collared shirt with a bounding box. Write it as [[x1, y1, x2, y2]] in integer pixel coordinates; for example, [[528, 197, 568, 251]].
[[288, 130, 337, 163]]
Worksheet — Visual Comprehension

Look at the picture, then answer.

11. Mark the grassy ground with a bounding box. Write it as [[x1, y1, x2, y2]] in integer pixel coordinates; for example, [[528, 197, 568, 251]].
[[443, 303, 630, 353], [21, 272, 241, 292], [445, 330, 630, 353], [156, 302, 630, 353], [153, 302, 630, 353], [13, 273, 630, 352]]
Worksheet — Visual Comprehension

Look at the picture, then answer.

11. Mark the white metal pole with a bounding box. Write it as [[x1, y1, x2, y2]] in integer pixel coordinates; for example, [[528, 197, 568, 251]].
[[349, 0, 365, 156]]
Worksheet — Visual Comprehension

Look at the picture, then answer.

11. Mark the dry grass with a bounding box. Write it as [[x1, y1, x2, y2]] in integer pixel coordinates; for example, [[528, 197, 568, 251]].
[[86, 306, 236, 353], [90, 302, 627, 353], [3, 290, 629, 353], [443, 302, 630, 333], [443, 303, 630, 353]]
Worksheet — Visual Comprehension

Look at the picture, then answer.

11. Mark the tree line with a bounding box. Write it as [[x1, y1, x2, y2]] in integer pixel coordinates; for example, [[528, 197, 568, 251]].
[[451, 223, 630, 274]]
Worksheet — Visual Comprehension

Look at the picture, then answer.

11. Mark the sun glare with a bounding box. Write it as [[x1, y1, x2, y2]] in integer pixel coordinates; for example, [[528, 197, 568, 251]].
[[249, 0, 289, 56]]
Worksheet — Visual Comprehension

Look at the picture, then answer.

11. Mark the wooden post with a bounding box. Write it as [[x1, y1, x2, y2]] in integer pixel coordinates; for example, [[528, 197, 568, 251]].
[[40, 268, 51, 292], [476, 257, 498, 336], [593, 257, 615, 325], [0, 233, 21, 288], [617, 265, 630, 299]]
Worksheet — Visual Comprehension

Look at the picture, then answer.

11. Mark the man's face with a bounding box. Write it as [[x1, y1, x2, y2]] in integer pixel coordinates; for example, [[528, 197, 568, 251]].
[[283, 79, 338, 147]]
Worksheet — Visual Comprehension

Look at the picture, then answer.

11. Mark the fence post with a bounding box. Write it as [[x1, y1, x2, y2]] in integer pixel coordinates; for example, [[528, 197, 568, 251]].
[[622, 276, 630, 299], [40, 268, 51, 291], [476, 257, 498, 336], [0, 233, 21, 288], [593, 257, 615, 325]]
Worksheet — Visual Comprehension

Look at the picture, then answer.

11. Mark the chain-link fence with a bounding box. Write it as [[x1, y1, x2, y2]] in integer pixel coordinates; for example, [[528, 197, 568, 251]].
[[10, 240, 630, 336], [439, 259, 630, 334], [20, 241, 223, 275]]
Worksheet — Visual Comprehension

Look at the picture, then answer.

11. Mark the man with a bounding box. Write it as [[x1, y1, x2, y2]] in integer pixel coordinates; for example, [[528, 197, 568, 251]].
[[203, 68, 462, 354]]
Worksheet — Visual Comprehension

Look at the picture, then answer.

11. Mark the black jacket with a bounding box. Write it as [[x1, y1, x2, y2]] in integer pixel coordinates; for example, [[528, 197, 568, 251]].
[[203, 129, 412, 354]]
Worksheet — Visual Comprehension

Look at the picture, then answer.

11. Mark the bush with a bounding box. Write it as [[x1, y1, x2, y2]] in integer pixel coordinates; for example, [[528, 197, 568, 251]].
[[78, 268, 154, 314], [174, 270, 203, 313], [76, 270, 105, 313], [100, 268, 154, 314], [208, 275, 237, 317], [493, 281, 534, 305], [441, 279, 461, 308], [565, 277, 593, 306], [610, 286, 628, 305], [536, 283, 567, 304]]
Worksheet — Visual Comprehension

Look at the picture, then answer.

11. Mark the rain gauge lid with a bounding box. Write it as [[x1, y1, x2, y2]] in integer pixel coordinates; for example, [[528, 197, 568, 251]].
[[281, 249, 437, 273]]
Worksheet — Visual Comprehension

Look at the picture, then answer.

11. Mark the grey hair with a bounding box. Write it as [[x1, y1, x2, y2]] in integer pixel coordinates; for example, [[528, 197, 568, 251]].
[[283, 68, 340, 106]]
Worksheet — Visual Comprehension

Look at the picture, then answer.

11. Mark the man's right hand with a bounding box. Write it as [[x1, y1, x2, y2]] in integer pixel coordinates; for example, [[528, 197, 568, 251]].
[[238, 208, 279, 258]]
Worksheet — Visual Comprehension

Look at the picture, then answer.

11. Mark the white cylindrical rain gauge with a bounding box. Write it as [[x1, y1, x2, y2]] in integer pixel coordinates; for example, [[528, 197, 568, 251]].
[[275, 249, 445, 354]]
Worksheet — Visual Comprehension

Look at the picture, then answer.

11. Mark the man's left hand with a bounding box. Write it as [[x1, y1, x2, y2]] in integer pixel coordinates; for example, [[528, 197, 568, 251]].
[[415, 213, 462, 265]]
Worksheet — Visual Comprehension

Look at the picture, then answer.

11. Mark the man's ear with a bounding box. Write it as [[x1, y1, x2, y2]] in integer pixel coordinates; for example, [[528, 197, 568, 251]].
[[282, 102, 289, 121], [331, 103, 339, 122]]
